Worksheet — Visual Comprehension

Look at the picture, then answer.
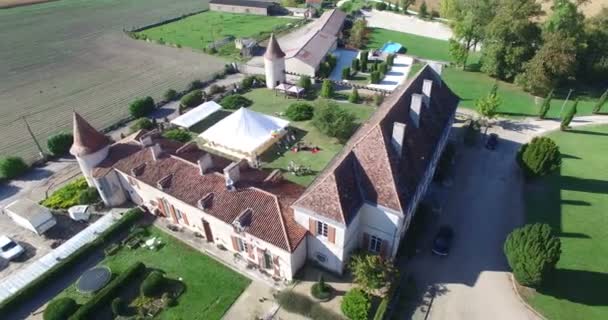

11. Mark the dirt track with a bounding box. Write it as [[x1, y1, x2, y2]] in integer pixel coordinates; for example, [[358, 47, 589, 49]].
[[0, 0, 224, 162]]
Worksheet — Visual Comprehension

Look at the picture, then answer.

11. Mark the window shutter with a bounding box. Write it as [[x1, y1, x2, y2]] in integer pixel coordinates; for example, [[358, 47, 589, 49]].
[[309, 218, 316, 235], [157, 198, 166, 217], [181, 212, 190, 226], [248, 243, 255, 259], [257, 248, 265, 267], [362, 232, 370, 250], [231, 236, 239, 251], [168, 203, 178, 224], [380, 240, 388, 258], [273, 256, 280, 277], [328, 226, 336, 244]]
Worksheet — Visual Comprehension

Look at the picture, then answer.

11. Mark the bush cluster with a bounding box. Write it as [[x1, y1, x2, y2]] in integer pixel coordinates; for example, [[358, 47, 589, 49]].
[[141, 270, 166, 297], [220, 94, 252, 110], [504, 223, 561, 287], [162, 129, 192, 143], [516, 136, 561, 178], [129, 97, 155, 118], [130, 117, 155, 132], [0, 156, 28, 180], [43, 297, 78, 320], [188, 80, 203, 91], [286, 102, 314, 121], [41, 178, 94, 209], [313, 101, 357, 142], [164, 89, 178, 101], [180, 90, 203, 109], [341, 288, 371, 320], [47, 133, 73, 156]]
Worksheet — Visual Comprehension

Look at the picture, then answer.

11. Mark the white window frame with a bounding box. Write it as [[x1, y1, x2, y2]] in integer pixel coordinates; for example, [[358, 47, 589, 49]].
[[317, 221, 328, 238], [263, 251, 272, 269], [237, 238, 247, 253], [369, 235, 382, 253]]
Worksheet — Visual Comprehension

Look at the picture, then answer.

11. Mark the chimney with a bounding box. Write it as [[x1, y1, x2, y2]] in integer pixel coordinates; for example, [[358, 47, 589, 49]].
[[197, 153, 214, 175], [391, 122, 406, 157], [410, 94, 423, 127], [422, 79, 432, 107], [150, 143, 162, 161], [429, 62, 443, 77], [224, 161, 241, 190]]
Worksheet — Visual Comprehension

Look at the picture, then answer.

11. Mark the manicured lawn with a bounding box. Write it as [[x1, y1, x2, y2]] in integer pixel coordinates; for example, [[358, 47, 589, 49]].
[[137, 11, 292, 54], [244, 88, 375, 186], [524, 125, 608, 320], [57, 227, 250, 320]]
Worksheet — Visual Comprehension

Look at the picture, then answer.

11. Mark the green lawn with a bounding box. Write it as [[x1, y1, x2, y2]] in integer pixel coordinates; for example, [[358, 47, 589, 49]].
[[244, 88, 375, 186], [57, 227, 250, 320], [524, 125, 608, 320], [137, 11, 292, 55]]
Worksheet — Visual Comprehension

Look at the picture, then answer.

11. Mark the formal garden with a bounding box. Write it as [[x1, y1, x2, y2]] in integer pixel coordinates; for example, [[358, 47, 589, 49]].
[[504, 125, 608, 320]]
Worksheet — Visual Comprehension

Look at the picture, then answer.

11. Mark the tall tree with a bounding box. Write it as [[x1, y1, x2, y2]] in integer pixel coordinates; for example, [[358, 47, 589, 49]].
[[476, 84, 501, 131], [582, 8, 608, 84], [348, 19, 368, 48], [516, 32, 578, 96], [448, 39, 468, 69], [439, 0, 460, 19], [481, 0, 541, 81], [545, 0, 585, 40]]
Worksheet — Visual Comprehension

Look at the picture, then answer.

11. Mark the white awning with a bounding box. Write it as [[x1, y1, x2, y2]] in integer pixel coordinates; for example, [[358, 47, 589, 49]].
[[199, 108, 289, 154], [275, 83, 291, 91], [170, 101, 222, 129], [288, 86, 304, 94]]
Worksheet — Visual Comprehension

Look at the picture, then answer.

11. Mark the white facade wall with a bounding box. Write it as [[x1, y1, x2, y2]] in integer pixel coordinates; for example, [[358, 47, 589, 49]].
[[76, 145, 109, 186], [358, 203, 404, 257], [264, 57, 286, 89], [94, 170, 127, 207], [289, 237, 307, 278], [114, 170, 299, 280]]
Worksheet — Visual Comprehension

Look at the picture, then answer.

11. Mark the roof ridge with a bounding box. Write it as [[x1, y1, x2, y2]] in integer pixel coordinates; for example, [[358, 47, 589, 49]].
[[375, 127, 405, 211]]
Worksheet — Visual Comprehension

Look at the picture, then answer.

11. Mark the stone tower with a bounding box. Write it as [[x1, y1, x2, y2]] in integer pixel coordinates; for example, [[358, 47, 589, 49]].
[[264, 33, 286, 89], [70, 112, 110, 186]]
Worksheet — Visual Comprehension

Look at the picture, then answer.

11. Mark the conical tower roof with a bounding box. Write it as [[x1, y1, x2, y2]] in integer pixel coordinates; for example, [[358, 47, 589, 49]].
[[70, 112, 109, 157], [264, 33, 285, 60]]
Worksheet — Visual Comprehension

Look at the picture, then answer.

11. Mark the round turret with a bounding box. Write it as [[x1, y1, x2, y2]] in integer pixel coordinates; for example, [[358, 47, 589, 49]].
[[70, 112, 110, 186], [264, 33, 286, 89]]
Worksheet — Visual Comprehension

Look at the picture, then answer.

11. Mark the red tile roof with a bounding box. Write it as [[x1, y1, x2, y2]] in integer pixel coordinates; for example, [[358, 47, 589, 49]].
[[92, 132, 306, 252], [70, 112, 109, 156], [264, 33, 286, 60], [293, 65, 459, 224]]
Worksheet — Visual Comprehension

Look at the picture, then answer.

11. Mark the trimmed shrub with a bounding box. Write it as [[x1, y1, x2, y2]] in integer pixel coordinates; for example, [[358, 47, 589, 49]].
[[180, 90, 203, 109], [310, 276, 331, 300], [242, 75, 262, 90], [373, 94, 384, 106], [360, 51, 368, 69], [560, 99, 578, 130], [349, 87, 360, 103], [378, 62, 388, 75], [78, 187, 100, 205], [163, 89, 178, 101], [111, 297, 125, 316], [375, 1, 387, 10], [130, 117, 154, 132], [386, 54, 395, 66], [44, 297, 78, 320], [516, 136, 561, 178], [351, 59, 360, 72], [320, 80, 334, 98], [220, 94, 252, 110], [47, 133, 73, 156], [276, 290, 313, 315], [341, 288, 371, 320], [538, 89, 553, 119], [70, 261, 146, 320], [286, 102, 314, 121], [0, 156, 28, 180], [162, 129, 192, 143], [141, 270, 165, 297], [419, 0, 429, 19], [370, 71, 381, 84], [187, 80, 203, 91], [504, 223, 561, 287], [298, 75, 312, 92], [342, 67, 351, 80], [592, 88, 607, 114], [312, 100, 357, 142], [129, 96, 155, 118]]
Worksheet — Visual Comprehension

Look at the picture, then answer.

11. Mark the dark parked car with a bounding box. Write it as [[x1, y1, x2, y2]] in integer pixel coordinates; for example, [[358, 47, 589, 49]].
[[432, 226, 454, 256], [485, 133, 498, 150]]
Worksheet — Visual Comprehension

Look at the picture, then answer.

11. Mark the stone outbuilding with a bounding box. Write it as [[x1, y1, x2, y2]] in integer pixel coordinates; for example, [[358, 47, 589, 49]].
[[209, 0, 279, 16]]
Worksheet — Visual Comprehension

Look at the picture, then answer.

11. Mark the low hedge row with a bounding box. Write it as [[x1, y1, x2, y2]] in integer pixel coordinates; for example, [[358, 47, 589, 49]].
[[69, 261, 146, 320], [0, 208, 143, 315]]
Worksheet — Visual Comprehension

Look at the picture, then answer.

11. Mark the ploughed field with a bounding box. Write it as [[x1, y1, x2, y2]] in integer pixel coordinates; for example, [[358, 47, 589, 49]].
[[0, 0, 224, 162]]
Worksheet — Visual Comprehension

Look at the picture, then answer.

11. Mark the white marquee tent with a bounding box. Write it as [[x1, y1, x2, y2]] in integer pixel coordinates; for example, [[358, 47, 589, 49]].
[[170, 101, 222, 129], [199, 108, 289, 159]]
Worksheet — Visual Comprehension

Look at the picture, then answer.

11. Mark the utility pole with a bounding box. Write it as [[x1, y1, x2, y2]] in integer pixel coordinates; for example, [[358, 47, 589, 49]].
[[22, 116, 45, 160], [560, 89, 574, 117]]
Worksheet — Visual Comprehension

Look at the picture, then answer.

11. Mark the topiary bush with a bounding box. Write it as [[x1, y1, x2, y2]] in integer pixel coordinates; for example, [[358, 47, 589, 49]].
[[516, 136, 561, 178], [373, 94, 384, 106], [162, 129, 192, 143], [313, 100, 357, 142], [130, 117, 155, 132], [180, 90, 203, 109], [140, 271, 166, 297], [349, 87, 360, 103], [286, 103, 314, 121], [44, 297, 78, 320], [220, 94, 252, 110], [298, 75, 312, 92], [164, 89, 178, 101], [320, 80, 334, 98], [47, 133, 73, 156], [341, 288, 370, 320], [78, 187, 100, 205], [0, 156, 28, 180], [187, 80, 203, 91], [342, 67, 351, 80], [504, 223, 561, 288], [310, 276, 331, 300], [370, 71, 381, 84], [351, 58, 360, 72], [129, 96, 155, 118]]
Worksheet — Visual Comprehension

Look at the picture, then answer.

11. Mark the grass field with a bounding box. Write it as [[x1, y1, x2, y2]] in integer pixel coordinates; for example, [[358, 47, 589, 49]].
[[244, 89, 375, 186], [137, 11, 292, 54], [0, 0, 223, 162], [57, 226, 250, 320], [523, 125, 608, 320]]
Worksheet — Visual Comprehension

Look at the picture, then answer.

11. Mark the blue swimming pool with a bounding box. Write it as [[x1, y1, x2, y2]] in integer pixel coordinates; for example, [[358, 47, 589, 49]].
[[380, 42, 403, 54]]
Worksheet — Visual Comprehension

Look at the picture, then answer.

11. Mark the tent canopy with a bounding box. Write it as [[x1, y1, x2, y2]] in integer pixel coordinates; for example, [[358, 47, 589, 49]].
[[199, 108, 289, 154], [170, 101, 222, 129]]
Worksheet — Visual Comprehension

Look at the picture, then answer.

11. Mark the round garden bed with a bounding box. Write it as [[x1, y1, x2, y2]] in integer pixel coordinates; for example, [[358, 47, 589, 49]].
[[77, 266, 112, 294]]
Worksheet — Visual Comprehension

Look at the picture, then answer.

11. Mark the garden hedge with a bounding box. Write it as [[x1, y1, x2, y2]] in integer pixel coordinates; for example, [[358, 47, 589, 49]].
[[0, 208, 143, 315], [162, 129, 192, 143], [43, 297, 78, 320], [69, 261, 146, 320], [130, 117, 155, 132], [180, 90, 203, 109], [140, 270, 165, 297], [285, 103, 314, 121], [47, 133, 73, 156]]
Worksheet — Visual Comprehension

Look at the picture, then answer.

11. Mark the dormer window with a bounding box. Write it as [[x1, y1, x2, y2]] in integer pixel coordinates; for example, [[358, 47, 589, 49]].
[[157, 174, 173, 190], [233, 208, 253, 233], [317, 221, 328, 237], [198, 193, 214, 210]]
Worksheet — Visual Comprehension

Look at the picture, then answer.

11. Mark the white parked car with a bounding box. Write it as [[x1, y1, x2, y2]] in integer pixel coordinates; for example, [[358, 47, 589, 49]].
[[0, 236, 24, 261]]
